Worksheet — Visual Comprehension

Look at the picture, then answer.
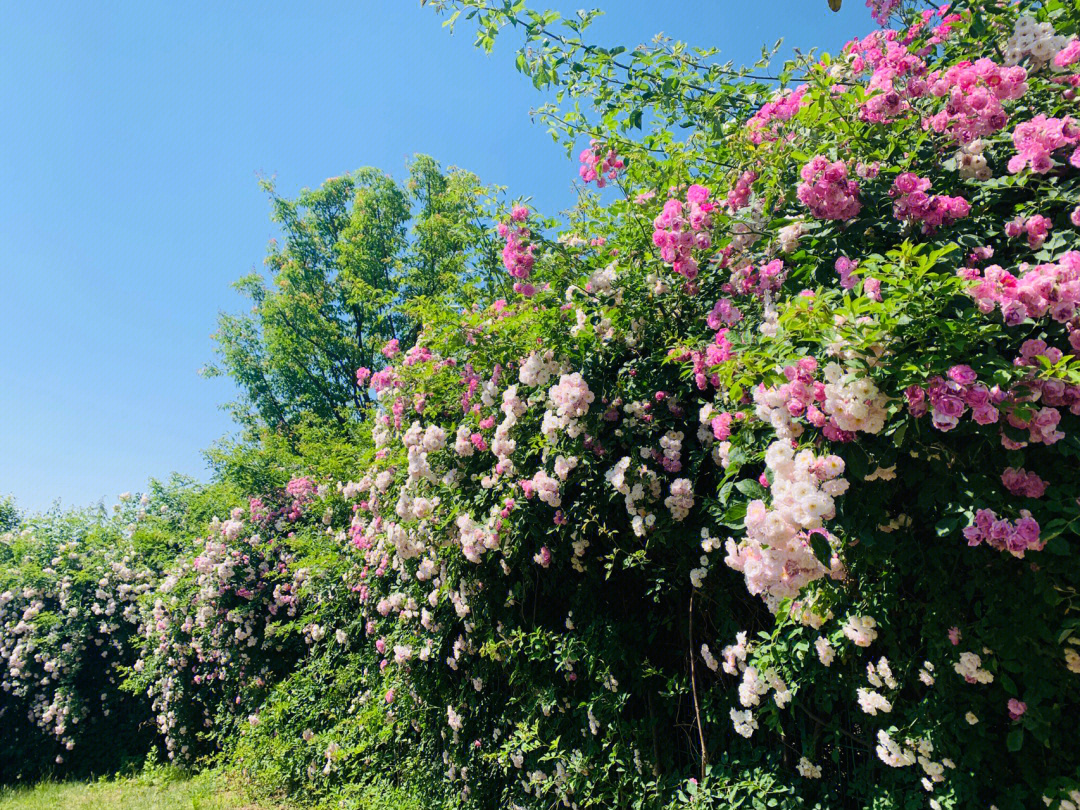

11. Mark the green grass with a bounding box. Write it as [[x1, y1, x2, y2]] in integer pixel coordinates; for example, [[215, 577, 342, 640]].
[[0, 769, 284, 810]]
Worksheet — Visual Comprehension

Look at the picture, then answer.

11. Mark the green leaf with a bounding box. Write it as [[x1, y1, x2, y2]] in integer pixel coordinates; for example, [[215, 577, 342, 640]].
[[1006, 728, 1024, 752]]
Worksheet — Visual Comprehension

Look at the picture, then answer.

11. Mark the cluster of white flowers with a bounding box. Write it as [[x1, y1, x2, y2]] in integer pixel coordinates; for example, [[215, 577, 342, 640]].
[[586, 262, 618, 295], [493, 386, 526, 474], [955, 139, 991, 180], [867, 656, 898, 689], [1003, 15, 1071, 68], [518, 351, 559, 387], [777, 221, 806, 253], [737, 665, 792, 710], [605, 456, 660, 536], [822, 364, 889, 435], [453, 425, 475, 457], [857, 687, 892, 715], [723, 631, 749, 675], [1054, 790, 1080, 810], [455, 513, 499, 564], [664, 478, 694, 521], [796, 756, 822, 779], [815, 636, 835, 666], [729, 708, 758, 738], [954, 651, 994, 684], [528, 470, 561, 507], [724, 442, 848, 604], [553, 455, 578, 480], [658, 430, 683, 466], [700, 644, 719, 672], [842, 615, 879, 647], [542, 372, 594, 440], [876, 729, 917, 768], [1067, 641, 1080, 673], [918, 660, 936, 686]]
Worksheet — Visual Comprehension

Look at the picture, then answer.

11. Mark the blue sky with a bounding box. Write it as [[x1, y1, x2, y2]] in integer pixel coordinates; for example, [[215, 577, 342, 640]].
[[0, 0, 872, 513]]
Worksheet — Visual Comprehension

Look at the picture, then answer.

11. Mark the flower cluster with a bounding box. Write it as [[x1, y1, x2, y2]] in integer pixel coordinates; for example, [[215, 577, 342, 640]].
[[848, 30, 928, 123], [652, 185, 715, 281], [1008, 114, 1080, 174], [889, 173, 970, 231], [578, 139, 624, 188], [964, 251, 1080, 324], [1005, 214, 1053, 250], [1000, 467, 1047, 498], [904, 365, 999, 431], [923, 58, 1027, 144], [746, 86, 808, 144], [1004, 15, 1072, 69], [499, 206, 537, 296], [963, 508, 1043, 557], [724, 442, 848, 605], [797, 157, 862, 221]]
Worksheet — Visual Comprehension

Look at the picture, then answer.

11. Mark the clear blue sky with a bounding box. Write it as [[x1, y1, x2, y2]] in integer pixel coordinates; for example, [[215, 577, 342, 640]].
[[0, 0, 872, 513]]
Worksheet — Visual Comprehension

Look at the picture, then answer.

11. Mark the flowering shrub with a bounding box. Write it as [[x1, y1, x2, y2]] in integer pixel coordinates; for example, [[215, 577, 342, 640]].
[[8, 2, 1080, 809], [128, 479, 344, 764], [0, 498, 161, 780]]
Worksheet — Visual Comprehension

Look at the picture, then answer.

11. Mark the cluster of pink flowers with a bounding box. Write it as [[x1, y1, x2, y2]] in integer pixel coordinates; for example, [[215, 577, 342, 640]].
[[905, 366, 999, 431], [724, 441, 848, 605], [1005, 214, 1052, 250], [889, 173, 970, 231], [726, 259, 787, 298], [541, 372, 595, 441], [684, 328, 733, 391], [923, 59, 1028, 144], [521, 470, 561, 508], [1008, 114, 1080, 174], [1004, 403, 1066, 448], [706, 297, 743, 330], [866, 0, 901, 26], [1055, 39, 1080, 69], [498, 206, 536, 296], [1011, 339, 1080, 424], [652, 185, 714, 280], [726, 171, 757, 212], [848, 31, 928, 124], [1001, 467, 1047, 498], [963, 508, 1043, 557], [1007, 698, 1028, 720], [578, 139, 624, 188], [963, 251, 1080, 325], [797, 157, 862, 221], [746, 88, 807, 145], [664, 478, 694, 520], [753, 358, 825, 440], [835, 256, 858, 289]]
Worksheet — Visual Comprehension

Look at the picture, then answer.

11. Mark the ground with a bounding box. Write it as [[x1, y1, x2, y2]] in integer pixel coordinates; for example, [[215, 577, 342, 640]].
[[0, 770, 284, 810]]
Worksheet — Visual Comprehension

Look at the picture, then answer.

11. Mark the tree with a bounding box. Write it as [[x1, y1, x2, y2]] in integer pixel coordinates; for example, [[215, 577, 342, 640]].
[[206, 158, 501, 440]]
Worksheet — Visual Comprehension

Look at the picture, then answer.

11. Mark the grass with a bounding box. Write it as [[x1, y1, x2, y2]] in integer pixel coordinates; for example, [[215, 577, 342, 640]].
[[0, 768, 286, 810]]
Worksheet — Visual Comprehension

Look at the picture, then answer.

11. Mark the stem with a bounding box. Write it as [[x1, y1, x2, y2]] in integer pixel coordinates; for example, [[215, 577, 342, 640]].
[[688, 593, 708, 780]]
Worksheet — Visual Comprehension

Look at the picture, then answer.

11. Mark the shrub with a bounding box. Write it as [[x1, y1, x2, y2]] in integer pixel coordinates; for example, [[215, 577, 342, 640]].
[[9, 2, 1080, 809], [221, 1, 1080, 807], [0, 500, 160, 780]]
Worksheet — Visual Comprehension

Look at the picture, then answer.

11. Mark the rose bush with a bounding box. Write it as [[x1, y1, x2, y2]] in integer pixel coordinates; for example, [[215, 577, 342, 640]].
[[6, 1, 1080, 808], [0, 497, 164, 780]]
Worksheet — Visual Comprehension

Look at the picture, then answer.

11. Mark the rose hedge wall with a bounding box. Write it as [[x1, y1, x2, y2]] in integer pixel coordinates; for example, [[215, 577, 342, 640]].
[[6, 1, 1080, 809]]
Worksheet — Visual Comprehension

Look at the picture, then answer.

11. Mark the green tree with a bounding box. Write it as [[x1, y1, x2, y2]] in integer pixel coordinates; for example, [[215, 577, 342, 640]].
[[207, 157, 500, 440]]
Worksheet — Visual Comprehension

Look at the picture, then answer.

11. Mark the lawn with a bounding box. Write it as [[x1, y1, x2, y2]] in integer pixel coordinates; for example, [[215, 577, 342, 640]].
[[0, 770, 284, 810]]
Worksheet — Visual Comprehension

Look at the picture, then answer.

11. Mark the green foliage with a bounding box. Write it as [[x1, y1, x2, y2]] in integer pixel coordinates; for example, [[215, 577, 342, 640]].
[[204, 157, 501, 438]]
